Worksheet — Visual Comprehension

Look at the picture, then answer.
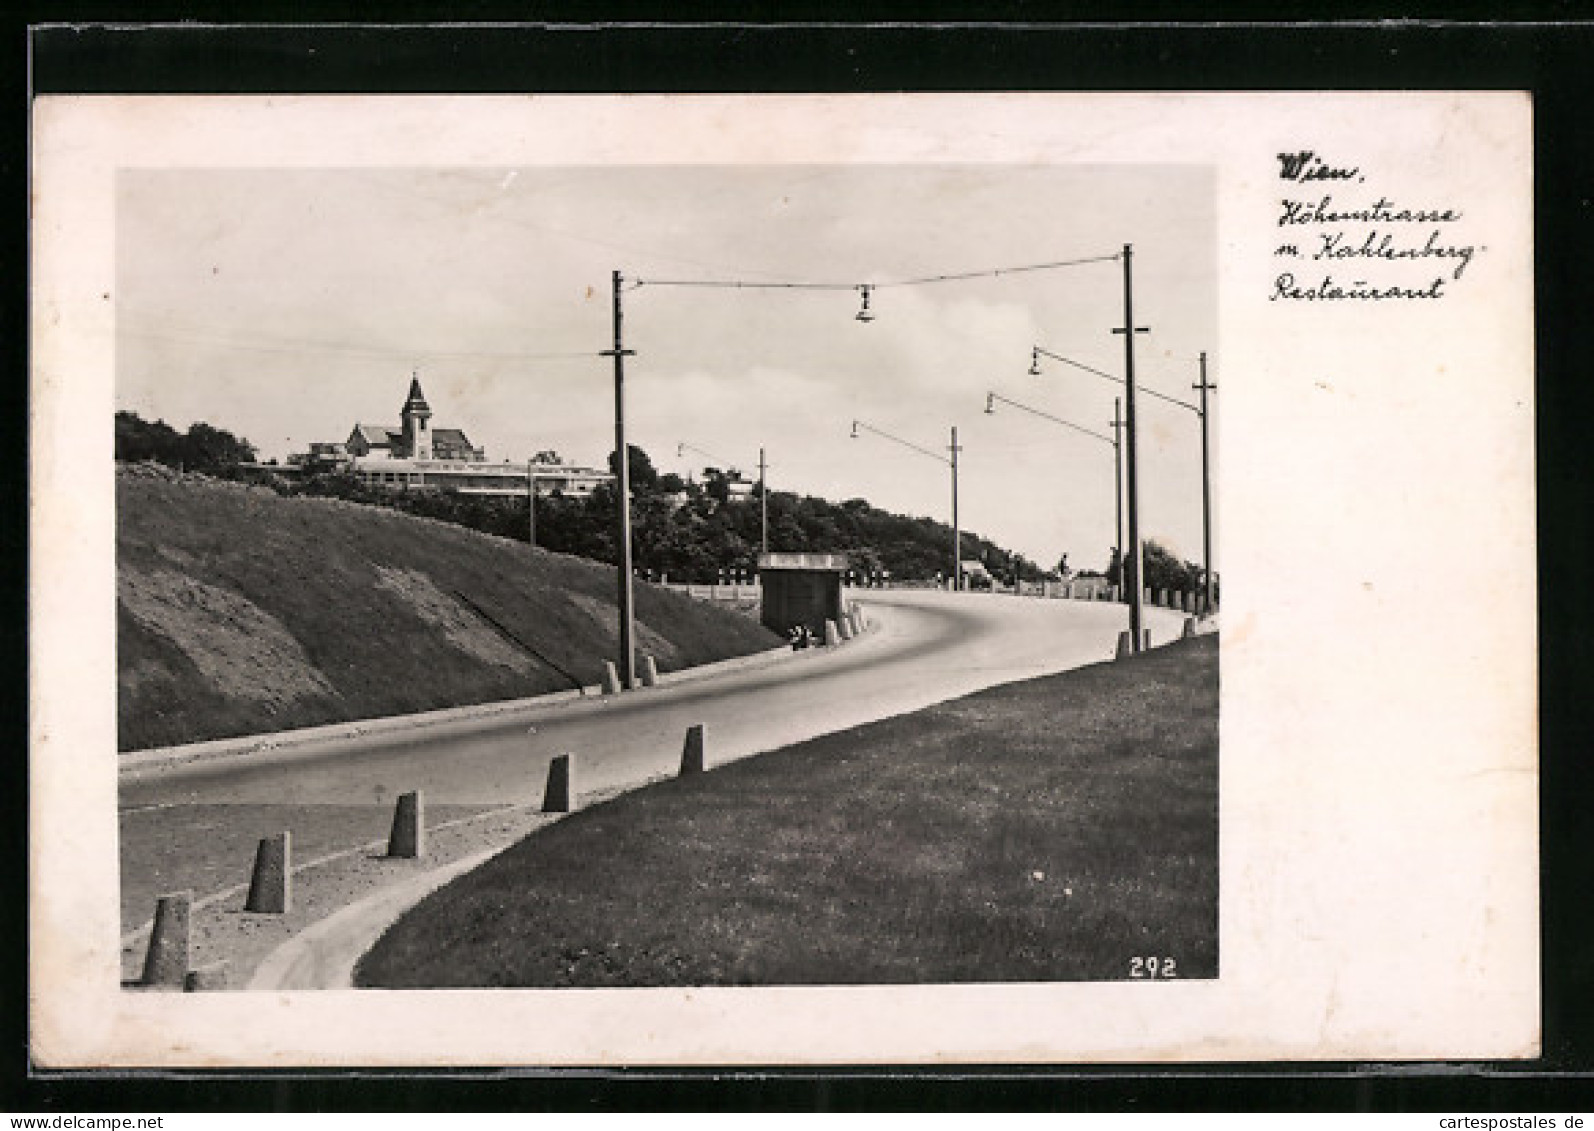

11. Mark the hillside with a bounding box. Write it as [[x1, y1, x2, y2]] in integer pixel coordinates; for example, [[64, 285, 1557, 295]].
[[116, 463, 783, 752]]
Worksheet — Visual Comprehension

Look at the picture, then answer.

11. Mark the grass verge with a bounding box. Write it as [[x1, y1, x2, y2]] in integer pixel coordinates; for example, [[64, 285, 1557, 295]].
[[356, 634, 1218, 987]]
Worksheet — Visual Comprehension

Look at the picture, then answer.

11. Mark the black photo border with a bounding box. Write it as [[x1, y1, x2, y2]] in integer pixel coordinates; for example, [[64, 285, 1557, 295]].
[[9, 11, 1594, 1113]]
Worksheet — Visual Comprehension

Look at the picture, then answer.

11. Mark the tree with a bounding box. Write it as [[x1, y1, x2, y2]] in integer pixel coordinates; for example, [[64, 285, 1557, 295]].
[[183, 421, 257, 470], [700, 467, 732, 504], [608, 444, 659, 493], [1141, 539, 1202, 595], [114, 411, 256, 471], [115, 411, 183, 465]]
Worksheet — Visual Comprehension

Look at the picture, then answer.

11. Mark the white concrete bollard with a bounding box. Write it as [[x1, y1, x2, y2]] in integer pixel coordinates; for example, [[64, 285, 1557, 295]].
[[1183, 616, 1197, 639], [824, 620, 841, 646], [680, 724, 705, 775], [387, 790, 425, 859], [1115, 630, 1133, 660], [543, 753, 576, 813], [245, 832, 291, 914], [141, 891, 193, 987], [640, 655, 659, 688], [838, 615, 854, 640], [602, 661, 621, 696]]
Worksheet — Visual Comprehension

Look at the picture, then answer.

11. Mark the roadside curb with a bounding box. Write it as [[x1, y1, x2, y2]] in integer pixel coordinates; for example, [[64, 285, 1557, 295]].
[[120, 641, 797, 779]]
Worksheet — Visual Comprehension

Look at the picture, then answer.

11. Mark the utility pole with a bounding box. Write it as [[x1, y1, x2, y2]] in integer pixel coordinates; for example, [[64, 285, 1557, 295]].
[[950, 425, 961, 591], [1031, 344, 1209, 621], [1112, 395, 1124, 596], [1195, 351, 1217, 616], [1112, 243, 1150, 652], [526, 459, 536, 547], [602, 270, 637, 688], [759, 446, 768, 555]]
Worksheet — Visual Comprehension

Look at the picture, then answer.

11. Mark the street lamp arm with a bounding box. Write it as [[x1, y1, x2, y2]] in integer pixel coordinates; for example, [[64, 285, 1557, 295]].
[[985, 391, 1114, 447], [850, 419, 952, 466], [1032, 345, 1202, 416]]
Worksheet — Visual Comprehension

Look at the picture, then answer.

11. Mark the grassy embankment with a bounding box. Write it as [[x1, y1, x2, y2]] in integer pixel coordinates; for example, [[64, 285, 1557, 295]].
[[357, 634, 1219, 987], [117, 463, 782, 751]]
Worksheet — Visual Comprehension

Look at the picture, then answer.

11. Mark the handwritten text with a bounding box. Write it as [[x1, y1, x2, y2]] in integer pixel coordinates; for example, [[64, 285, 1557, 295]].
[[1269, 152, 1483, 302]]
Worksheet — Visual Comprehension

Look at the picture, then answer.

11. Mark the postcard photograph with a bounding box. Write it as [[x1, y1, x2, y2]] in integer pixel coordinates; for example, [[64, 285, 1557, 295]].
[[29, 93, 1535, 1067]]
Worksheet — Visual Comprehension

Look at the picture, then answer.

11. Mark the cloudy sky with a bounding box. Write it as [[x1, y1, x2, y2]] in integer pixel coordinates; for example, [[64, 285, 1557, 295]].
[[118, 163, 1216, 572]]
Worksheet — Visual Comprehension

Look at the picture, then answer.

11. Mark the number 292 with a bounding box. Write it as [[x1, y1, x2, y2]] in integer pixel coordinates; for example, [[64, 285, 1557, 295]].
[[1129, 957, 1178, 979]]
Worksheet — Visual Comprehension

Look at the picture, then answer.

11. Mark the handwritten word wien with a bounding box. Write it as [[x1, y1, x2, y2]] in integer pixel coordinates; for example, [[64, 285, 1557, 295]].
[[1271, 151, 1482, 302], [1277, 150, 1362, 183]]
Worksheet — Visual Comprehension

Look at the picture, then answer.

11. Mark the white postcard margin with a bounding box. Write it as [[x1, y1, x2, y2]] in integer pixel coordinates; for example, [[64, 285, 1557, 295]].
[[29, 93, 1537, 1066]]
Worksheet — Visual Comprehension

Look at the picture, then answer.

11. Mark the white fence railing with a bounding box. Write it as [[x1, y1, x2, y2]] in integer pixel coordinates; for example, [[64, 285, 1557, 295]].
[[660, 583, 762, 602], [656, 578, 1216, 612]]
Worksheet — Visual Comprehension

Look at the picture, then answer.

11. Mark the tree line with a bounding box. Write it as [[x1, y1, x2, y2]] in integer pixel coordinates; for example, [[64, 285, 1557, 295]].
[[287, 444, 1048, 586], [116, 411, 1213, 593], [1105, 543, 1219, 605], [115, 411, 257, 472]]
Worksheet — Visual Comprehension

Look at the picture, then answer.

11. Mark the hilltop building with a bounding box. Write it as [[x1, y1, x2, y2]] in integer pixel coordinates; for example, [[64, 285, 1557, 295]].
[[345, 376, 485, 462], [289, 374, 611, 499]]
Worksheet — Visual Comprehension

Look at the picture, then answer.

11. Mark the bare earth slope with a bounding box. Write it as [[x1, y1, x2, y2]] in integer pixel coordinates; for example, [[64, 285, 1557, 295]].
[[116, 463, 782, 751]]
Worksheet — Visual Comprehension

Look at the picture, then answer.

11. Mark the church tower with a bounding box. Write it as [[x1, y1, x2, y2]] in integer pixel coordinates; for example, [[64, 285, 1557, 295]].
[[400, 372, 433, 460]]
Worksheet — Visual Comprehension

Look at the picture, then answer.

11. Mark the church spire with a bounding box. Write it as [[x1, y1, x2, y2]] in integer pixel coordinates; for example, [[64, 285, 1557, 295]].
[[401, 368, 433, 460], [403, 369, 431, 416]]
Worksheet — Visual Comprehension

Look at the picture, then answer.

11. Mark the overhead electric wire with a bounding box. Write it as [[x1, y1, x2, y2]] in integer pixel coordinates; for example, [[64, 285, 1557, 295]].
[[634, 252, 1120, 293]]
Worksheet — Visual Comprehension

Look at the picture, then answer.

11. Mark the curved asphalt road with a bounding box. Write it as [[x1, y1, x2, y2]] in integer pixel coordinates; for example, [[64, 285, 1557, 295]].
[[120, 589, 1183, 929]]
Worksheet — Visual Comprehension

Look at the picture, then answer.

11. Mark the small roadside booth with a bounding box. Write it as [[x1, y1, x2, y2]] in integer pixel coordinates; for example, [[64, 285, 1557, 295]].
[[959, 559, 994, 591], [758, 552, 848, 638]]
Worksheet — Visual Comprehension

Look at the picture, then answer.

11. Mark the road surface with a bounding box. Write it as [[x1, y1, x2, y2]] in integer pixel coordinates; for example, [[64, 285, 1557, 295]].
[[120, 589, 1184, 934]]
